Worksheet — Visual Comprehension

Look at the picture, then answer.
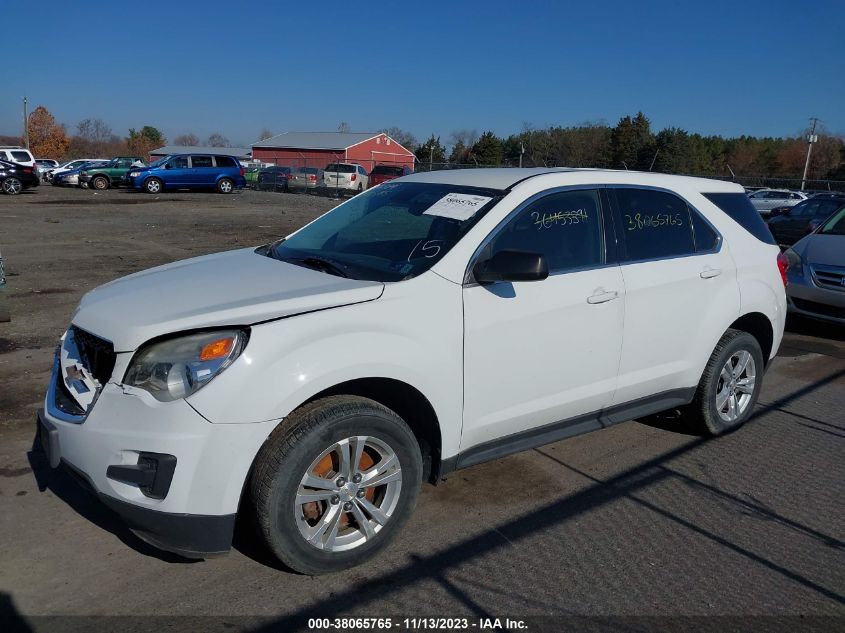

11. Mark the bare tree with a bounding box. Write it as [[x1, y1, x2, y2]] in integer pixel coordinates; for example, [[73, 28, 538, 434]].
[[337, 122, 351, 133], [258, 128, 274, 141], [206, 132, 229, 147], [74, 118, 114, 155], [379, 127, 418, 151], [450, 129, 479, 149], [173, 133, 200, 146]]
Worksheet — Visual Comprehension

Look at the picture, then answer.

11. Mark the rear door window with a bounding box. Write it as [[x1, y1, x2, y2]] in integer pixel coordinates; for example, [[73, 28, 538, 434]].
[[190, 156, 214, 168], [612, 188, 696, 260]]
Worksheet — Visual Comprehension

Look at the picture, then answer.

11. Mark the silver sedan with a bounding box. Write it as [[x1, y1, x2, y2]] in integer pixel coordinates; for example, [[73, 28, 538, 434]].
[[785, 206, 845, 324], [748, 189, 807, 216]]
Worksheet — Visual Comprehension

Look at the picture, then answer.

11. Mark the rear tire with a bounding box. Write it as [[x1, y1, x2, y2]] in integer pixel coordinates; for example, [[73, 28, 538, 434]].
[[217, 178, 234, 194], [249, 395, 422, 575], [682, 329, 764, 435]]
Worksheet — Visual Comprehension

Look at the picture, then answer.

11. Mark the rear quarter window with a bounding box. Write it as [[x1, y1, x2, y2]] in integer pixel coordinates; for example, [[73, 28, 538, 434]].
[[214, 156, 236, 168], [703, 193, 776, 245], [11, 151, 31, 162]]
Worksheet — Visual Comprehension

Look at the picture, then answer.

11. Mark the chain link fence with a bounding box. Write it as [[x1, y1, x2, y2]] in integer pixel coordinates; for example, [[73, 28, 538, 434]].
[[240, 156, 845, 196], [242, 155, 416, 197]]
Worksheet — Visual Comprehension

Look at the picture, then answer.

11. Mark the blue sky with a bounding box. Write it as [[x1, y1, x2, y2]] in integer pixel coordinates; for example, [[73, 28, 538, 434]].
[[3, 0, 844, 146]]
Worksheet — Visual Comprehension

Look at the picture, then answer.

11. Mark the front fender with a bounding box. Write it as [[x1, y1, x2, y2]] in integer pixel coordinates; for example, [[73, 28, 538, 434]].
[[186, 272, 465, 459]]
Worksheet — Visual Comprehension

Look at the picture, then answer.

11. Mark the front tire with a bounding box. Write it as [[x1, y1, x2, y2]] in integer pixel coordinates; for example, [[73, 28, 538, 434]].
[[144, 177, 163, 194], [92, 175, 109, 190], [249, 395, 422, 575], [683, 329, 764, 435], [2, 177, 23, 195], [217, 178, 234, 194]]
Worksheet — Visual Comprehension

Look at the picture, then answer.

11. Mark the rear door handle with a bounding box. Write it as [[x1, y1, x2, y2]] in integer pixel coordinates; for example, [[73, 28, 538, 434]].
[[587, 290, 619, 304], [700, 267, 722, 279]]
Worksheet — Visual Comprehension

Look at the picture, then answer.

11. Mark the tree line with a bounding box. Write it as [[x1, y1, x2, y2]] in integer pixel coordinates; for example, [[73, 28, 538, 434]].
[[11, 105, 844, 182], [9, 106, 253, 162], [404, 113, 844, 182]]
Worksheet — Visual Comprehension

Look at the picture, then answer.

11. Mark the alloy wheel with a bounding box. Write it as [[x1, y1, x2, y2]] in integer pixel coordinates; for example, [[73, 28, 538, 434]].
[[2, 178, 22, 195], [715, 350, 756, 423], [295, 436, 402, 553]]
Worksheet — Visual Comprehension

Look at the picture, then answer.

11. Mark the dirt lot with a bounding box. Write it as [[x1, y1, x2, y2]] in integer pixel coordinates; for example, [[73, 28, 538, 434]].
[[0, 185, 338, 430], [0, 185, 843, 630]]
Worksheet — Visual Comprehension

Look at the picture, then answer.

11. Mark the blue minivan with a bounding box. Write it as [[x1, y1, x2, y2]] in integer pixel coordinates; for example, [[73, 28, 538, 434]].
[[129, 154, 246, 194]]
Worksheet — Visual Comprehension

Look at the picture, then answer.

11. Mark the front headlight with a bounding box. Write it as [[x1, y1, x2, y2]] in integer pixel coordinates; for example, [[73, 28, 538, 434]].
[[129, 171, 140, 177], [124, 329, 248, 402]]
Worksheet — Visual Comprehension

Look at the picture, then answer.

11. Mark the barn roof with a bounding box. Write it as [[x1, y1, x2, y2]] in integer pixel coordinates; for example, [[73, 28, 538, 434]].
[[253, 132, 381, 151], [150, 146, 252, 159]]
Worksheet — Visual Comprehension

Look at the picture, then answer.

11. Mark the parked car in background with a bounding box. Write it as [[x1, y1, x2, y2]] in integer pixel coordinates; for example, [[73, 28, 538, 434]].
[[79, 156, 145, 190], [52, 161, 109, 187], [288, 167, 324, 193], [0, 247, 8, 322], [784, 205, 845, 324], [767, 194, 845, 246], [256, 166, 294, 192], [47, 159, 109, 183], [0, 159, 40, 194], [0, 147, 35, 167], [128, 154, 245, 194], [324, 162, 368, 193], [35, 159, 60, 180], [747, 189, 806, 216], [38, 169, 786, 574], [368, 164, 412, 187], [244, 167, 260, 189]]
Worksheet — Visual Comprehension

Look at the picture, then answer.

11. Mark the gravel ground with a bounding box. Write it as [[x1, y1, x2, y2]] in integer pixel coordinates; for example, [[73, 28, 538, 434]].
[[0, 184, 842, 631]]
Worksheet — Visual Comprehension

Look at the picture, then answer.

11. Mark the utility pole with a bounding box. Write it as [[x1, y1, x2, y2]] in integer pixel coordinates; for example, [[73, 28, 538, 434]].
[[429, 144, 434, 171], [519, 142, 525, 168], [801, 117, 819, 191], [22, 96, 29, 149]]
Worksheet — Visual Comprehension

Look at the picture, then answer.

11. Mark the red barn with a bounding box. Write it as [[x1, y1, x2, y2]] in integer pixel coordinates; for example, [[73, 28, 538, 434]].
[[251, 132, 415, 173]]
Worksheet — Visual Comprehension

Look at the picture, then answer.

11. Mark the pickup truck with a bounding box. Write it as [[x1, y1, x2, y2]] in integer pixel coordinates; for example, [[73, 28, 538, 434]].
[[79, 157, 145, 190]]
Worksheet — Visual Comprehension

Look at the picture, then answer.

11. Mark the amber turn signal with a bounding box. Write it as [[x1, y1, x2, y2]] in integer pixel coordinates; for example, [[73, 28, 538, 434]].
[[199, 337, 235, 361]]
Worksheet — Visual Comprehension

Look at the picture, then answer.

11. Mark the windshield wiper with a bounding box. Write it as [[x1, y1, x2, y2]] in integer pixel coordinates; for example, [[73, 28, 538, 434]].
[[292, 256, 350, 278]]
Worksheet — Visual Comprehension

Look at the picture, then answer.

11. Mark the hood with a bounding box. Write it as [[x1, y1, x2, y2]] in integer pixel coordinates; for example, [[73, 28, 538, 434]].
[[73, 248, 384, 351], [792, 233, 845, 267]]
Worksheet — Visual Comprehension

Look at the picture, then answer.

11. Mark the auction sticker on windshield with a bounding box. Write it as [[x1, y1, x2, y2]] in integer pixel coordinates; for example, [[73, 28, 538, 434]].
[[423, 193, 493, 221]]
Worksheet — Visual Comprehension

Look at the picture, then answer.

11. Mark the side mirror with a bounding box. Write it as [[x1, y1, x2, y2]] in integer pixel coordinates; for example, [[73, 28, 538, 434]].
[[473, 250, 548, 284]]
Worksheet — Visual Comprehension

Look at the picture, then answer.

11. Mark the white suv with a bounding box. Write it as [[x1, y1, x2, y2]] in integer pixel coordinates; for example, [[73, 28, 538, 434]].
[[39, 169, 786, 574], [323, 162, 368, 193], [0, 146, 35, 167]]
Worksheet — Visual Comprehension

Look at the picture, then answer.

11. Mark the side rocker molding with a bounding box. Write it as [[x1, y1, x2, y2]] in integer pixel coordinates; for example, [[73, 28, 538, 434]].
[[448, 387, 696, 474]]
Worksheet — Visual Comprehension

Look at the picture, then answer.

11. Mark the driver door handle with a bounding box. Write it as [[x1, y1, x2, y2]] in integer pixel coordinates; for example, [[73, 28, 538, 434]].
[[700, 267, 722, 279], [587, 290, 619, 304]]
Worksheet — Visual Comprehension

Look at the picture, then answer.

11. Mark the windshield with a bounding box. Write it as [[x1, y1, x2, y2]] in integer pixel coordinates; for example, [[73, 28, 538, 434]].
[[819, 207, 845, 235], [267, 182, 503, 282]]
